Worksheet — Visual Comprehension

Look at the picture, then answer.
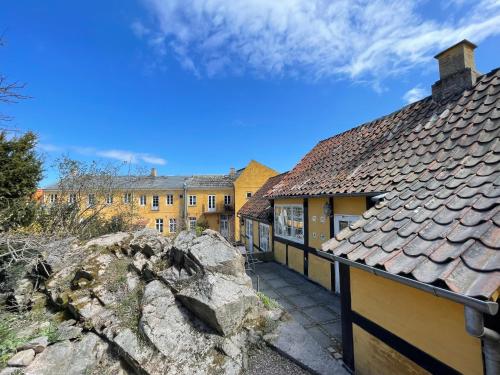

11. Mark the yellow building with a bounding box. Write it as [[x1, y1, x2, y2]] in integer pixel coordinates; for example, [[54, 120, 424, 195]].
[[43, 160, 277, 242], [266, 40, 500, 374], [238, 173, 287, 259]]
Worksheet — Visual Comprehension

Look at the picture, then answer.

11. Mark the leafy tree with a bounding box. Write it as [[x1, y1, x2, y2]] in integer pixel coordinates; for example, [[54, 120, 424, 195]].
[[0, 131, 43, 230]]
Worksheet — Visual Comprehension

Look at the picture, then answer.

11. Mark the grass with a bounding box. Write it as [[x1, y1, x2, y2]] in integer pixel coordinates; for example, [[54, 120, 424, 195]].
[[257, 292, 280, 310]]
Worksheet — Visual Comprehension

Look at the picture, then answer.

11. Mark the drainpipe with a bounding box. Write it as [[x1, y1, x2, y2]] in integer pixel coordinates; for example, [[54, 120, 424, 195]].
[[183, 181, 188, 228], [464, 306, 500, 374]]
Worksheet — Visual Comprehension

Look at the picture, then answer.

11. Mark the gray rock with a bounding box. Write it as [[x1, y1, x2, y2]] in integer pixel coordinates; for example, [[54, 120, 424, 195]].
[[85, 232, 131, 249], [0, 367, 23, 375], [8, 278, 33, 310], [24, 333, 109, 375], [7, 349, 35, 367], [177, 272, 258, 336], [157, 266, 198, 292], [18, 336, 49, 353], [56, 324, 82, 341], [130, 229, 170, 257]]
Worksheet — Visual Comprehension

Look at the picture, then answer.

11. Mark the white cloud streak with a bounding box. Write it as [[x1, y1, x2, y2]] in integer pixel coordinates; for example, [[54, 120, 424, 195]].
[[38, 143, 167, 165], [135, 0, 500, 83], [403, 85, 427, 104]]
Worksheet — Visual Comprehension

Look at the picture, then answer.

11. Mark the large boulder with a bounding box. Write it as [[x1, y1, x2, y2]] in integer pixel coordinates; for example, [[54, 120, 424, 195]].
[[129, 229, 170, 257], [177, 272, 258, 336], [23, 333, 117, 375]]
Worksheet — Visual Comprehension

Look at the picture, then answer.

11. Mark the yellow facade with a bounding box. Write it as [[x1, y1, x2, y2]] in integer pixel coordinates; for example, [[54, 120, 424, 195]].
[[308, 197, 330, 249], [288, 246, 304, 274], [334, 196, 366, 215], [350, 267, 483, 375], [234, 160, 278, 241], [274, 241, 286, 264], [185, 188, 234, 235], [308, 253, 331, 290]]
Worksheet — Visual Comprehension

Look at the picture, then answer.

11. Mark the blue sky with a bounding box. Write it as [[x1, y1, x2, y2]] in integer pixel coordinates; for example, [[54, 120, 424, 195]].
[[1, 0, 499, 186]]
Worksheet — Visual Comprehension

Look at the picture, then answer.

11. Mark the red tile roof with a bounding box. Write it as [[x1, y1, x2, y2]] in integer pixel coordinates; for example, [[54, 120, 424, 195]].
[[238, 173, 288, 223], [318, 68, 500, 300]]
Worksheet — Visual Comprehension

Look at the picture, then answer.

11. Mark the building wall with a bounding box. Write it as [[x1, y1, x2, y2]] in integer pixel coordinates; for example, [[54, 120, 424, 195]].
[[353, 325, 429, 375], [234, 161, 278, 241], [274, 241, 286, 264], [288, 246, 304, 274], [308, 253, 331, 290], [308, 197, 330, 249], [253, 220, 260, 249], [350, 267, 483, 375], [334, 196, 366, 215], [185, 188, 234, 234]]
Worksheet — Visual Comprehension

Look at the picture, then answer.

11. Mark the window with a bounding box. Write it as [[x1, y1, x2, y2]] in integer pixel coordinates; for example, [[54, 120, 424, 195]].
[[88, 194, 95, 207], [140, 195, 146, 206], [246, 192, 252, 199], [259, 223, 270, 252], [152, 195, 159, 210], [208, 195, 216, 211], [155, 218, 164, 233], [106, 194, 113, 205], [166, 194, 174, 205], [189, 217, 197, 230], [189, 195, 197, 206], [224, 195, 231, 205], [274, 204, 304, 243], [49, 194, 57, 203], [69, 194, 76, 204], [124, 193, 132, 204], [169, 218, 177, 233]]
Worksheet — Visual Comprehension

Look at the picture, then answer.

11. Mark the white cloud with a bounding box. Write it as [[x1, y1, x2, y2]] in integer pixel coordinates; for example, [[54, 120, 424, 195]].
[[403, 85, 427, 104], [135, 0, 500, 83], [38, 144, 167, 165]]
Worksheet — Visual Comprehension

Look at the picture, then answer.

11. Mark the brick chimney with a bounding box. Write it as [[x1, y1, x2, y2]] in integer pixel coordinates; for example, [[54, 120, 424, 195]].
[[432, 40, 480, 101], [229, 167, 236, 177], [150, 168, 157, 177]]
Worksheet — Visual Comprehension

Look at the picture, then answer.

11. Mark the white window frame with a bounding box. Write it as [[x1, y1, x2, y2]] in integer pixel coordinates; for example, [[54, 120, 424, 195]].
[[155, 218, 164, 233], [49, 193, 57, 203], [208, 195, 216, 212], [224, 195, 231, 205], [333, 214, 361, 294], [245, 219, 253, 253], [88, 194, 95, 207], [189, 217, 197, 230], [166, 194, 174, 205], [106, 194, 113, 205], [274, 204, 304, 244], [124, 192, 132, 204], [259, 223, 270, 252], [69, 193, 77, 204], [152, 195, 159, 210], [189, 195, 197, 206], [140, 195, 147, 206], [169, 218, 177, 233]]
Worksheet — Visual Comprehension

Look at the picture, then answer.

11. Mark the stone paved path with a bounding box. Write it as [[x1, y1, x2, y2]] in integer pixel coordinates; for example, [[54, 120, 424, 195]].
[[247, 261, 343, 353]]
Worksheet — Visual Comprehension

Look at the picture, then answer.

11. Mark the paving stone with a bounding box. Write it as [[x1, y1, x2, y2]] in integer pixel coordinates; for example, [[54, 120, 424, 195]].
[[276, 285, 303, 297], [259, 289, 280, 300], [322, 321, 343, 341], [256, 271, 280, 281], [303, 306, 339, 323], [306, 326, 333, 349], [296, 282, 323, 294], [275, 297, 296, 311], [288, 310, 314, 326], [267, 278, 291, 289], [287, 294, 317, 308]]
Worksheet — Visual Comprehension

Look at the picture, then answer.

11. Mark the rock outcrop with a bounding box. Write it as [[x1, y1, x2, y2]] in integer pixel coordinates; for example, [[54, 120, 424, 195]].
[[1, 229, 282, 375]]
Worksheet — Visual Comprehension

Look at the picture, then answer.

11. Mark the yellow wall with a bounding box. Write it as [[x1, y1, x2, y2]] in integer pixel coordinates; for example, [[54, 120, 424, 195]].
[[288, 246, 304, 274], [308, 253, 331, 290], [350, 267, 483, 375], [334, 196, 366, 215], [353, 325, 429, 375], [234, 161, 278, 241], [185, 188, 233, 234], [274, 241, 286, 264], [309, 197, 330, 249]]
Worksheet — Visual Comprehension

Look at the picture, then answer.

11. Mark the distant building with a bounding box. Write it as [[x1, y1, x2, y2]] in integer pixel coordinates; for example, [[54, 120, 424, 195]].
[[43, 160, 277, 242]]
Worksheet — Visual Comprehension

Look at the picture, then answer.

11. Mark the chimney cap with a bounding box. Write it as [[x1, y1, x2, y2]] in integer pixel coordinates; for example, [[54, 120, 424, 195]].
[[434, 39, 477, 59]]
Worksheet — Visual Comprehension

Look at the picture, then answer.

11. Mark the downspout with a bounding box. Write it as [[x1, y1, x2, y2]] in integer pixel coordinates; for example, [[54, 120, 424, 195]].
[[464, 306, 500, 375], [183, 181, 188, 228]]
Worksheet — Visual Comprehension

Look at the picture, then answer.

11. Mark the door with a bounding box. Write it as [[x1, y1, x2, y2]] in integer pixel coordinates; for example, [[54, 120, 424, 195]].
[[208, 195, 216, 212], [333, 215, 360, 294], [245, 219, 253, 253], [259, 223, 270, 252], [220, 215, 229, 238]]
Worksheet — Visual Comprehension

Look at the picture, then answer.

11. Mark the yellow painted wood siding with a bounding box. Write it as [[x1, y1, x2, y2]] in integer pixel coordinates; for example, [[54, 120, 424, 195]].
[[350, 267, 483, 375], [308, 197, 330, 249], [333, 196, 366, 215], [308, 253, 331, 290], [288, 246, 304, 274], [353, 325, 429, 375], [274, 241, 286, 264]]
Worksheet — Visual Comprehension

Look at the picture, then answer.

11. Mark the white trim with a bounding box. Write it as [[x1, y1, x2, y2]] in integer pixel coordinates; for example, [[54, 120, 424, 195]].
[[333, 214, 361, 294], [188, 195, 197, 206], [208, 195, 216, 212], [245, 219, 253, 253], [259, 222, 270, 252]]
